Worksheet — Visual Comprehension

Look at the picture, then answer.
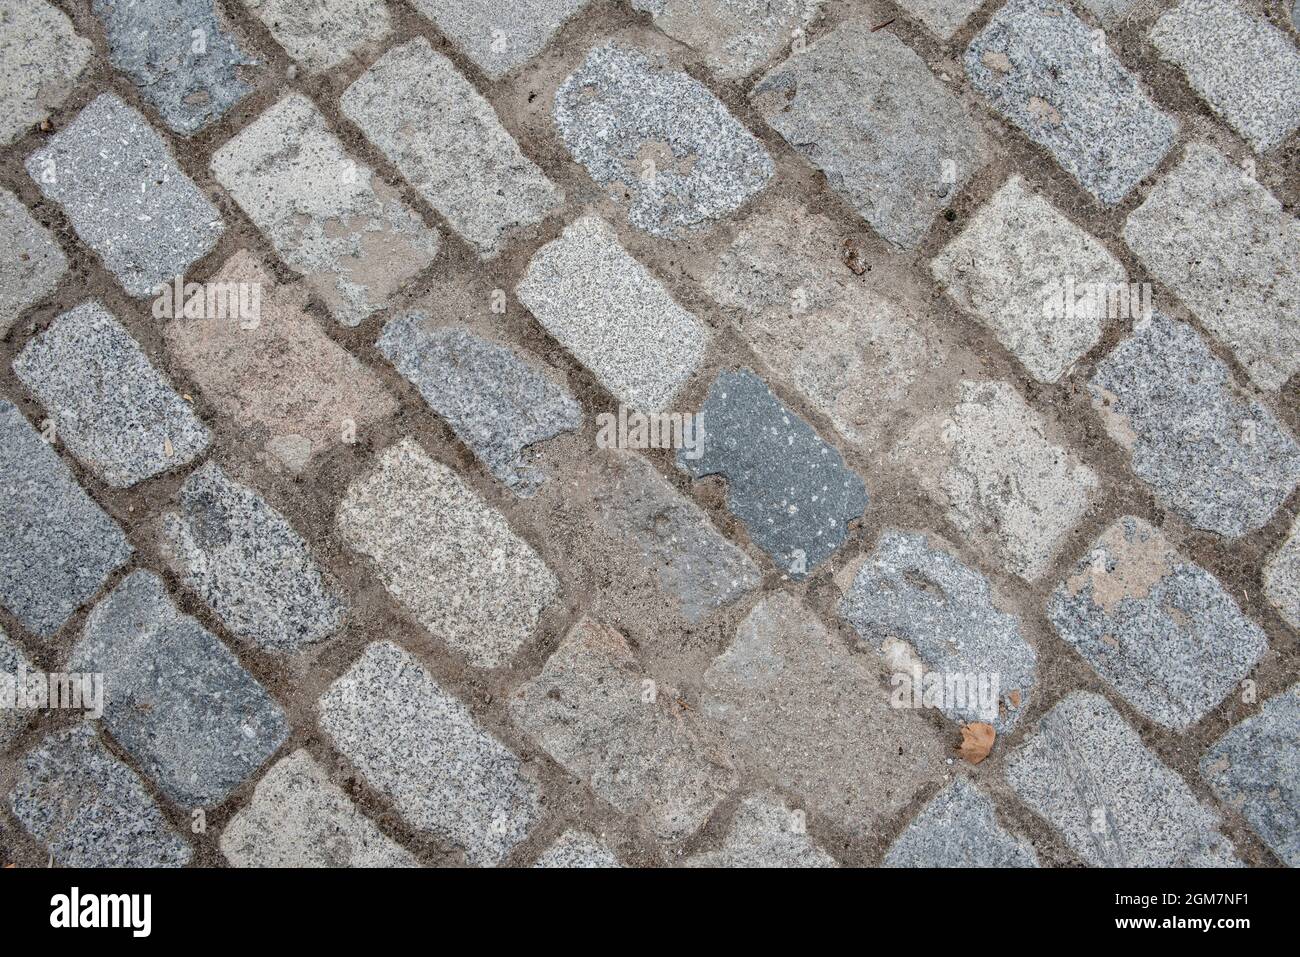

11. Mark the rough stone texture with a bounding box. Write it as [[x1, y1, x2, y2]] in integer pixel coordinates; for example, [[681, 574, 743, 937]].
[[0, 190, 67, 333], [9, 725, 192, 867], [408, 0, 591, 79], [1265, 515, 1300, 630], [1006, 692, 1239, 866], [1089, 314, 1300, 538], [1123, 143, 1300, 392], [337, 439, 560, 668], [210, 94, 440, 326], [884, 779, 1039, 867], [630, 0, 821, 79], [753, 21, 988, 249], [159, 462, 345, 652], [1050, 517, 1267, 730], [931, 176, 1127, 383], [70, 571, 289, 807], [0, 0, 93, 145], [839, 529, 1037, 731], [684, 794, 838, 868], [895, 0, 985, 38], [0, 627, 32, 748], [243, 0, 391, 72], [342, 39, 562, 257], [899, 380, 1099, 581], [92, 0, 255, 135], [220, 750, 418, 867], [1150, 0, 1300, 152], [965, 0, 1178, 204], [0, 400, 132, 638], [517, 216, 709, 411], [555, 44, 773, 238], [379, 313, 581, 496], [26, 94, 224, 297], [14, 301, 211, 488], [319, 640, 540, 866], [534, 831, 622, 868], [510, 618, 738, 842], [1201, 686, 1299, 868]]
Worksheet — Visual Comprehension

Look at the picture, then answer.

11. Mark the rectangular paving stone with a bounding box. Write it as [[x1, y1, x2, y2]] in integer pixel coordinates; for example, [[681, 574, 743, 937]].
[[337, 439, 560, 669], [630, 0, 821, 79], [534, 831, 622, 868], [1123, 143, 1300, 392], [0, 627, 32, 749], [0, 400, 132, 638], [684, 794, 837, 868], [343, 39, 562, 257], [884, 779, 1039, 868], [0, 190, 67, 333], [9, 725, 192, 867], [1090, 313, 1300, 537], [895, 0, 985, 39], [1265, 514, 1300, 630], [243, 0, 392, 73], [70, 570, 289, 807], [14, 301, 211, 488], [510, 618, 738, 842], [0, 0, 93, 144], [556, 44, 773, 238], [220, 750, 418, 867], [409, 0, 591, 79], [752, 21, 989, 248], [516, 215, 709, 411], [319, 640, 540, 866], [1006, 691, 1240, 866], [211, 94, 440, 326], [1050, 516, 1267, 730], [159, 462, 345, 652], [26, 94, 225, 297], [965, 0, 1178, 204]]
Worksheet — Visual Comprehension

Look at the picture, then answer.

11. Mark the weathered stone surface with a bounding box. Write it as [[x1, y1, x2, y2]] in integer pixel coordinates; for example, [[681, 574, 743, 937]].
[[0, 401, 132, 638], [0, 627, 32, 748], [0, 190, 66, 332], [534, 831, 622, 868], [1050, 517, 1267, 730], [556, 44, 773, 238], [379, 313, 581, 496], [14, 302, 210, 487], [1006, 691, 1239, 866], [337, 439, 559, 668], [754, 22, 988, 249], [0, 0, 93, 144], [319, 640, 540, 866], [1265, 515, 1300, 630], [244, 0, 391, 72], [70, 571, 289, 807], [631, 0, 821, 79], [1123, 144, 1300, 392], [408, 0, 591, 79], [211, 94, 439, 326], [895, 0, 985, 39], [517, 215, 709, 411], [342, 39, 561, 257], [27, 94, 224, 297], [510, 618, 738, 842], [1089, 314, 1300, 538], [965, 0, 1177, 204], [884, 779, 1039, 867], [221, 750, 418, 867], [685, 794, 838, 868]]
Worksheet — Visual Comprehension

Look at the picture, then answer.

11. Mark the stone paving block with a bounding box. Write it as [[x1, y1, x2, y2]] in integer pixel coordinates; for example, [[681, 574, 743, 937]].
[[1050, 517, 1267, 730], [1150, 0, 1300, 152], [221, 750, 418, 867], [210, 94, 439, 327], [684, 794, 838, 868], [884, 778, 1039, 867], [534, 831, 622, 868], [70, 570, 289, 807], [510, 618, 738, 842], [517, 215, 709, 411], [92, 0, 255, 135], [319, 640, 540, 866], [0, 627, 32, 749], [899, 380, 1098, 581], [0, 190, 66, 332], [839, 529, 1037, 731], [9, 725, 192, 867], [679, 368, 869, 577], [337, 439, 559, 668], [931, 176, 1127, 383], [630, 0, 821, 79], [408, 0, 591, 79], [1089, 314, 1300, 537], [1006, 691, 1239, 866], [0, 0, 93, 144], [703, 594, 947, 837], [1123, 144, 1300, 392], [14, 302, 211, 488], [342, 39, 562, 257], [1265, 515, 1300, 630], [965, 0, 1177, 204], [752, 21, 989, 248], [379, 313, 581, 496], [1201, 686, 1299, 867], [26, 94, 224, 297], [159, 462, 345, 652], [555, 44, 773, 238], [0, 401, 132, 638], [243, 0, 391, 73], [895, 0, 985, 39]]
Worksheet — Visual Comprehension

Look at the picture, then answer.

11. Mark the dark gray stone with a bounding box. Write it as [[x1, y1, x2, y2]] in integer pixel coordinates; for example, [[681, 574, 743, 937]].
[[0, 189, 66, 332], [884, 779, 1039, 867], [0, 627, 32, 748]]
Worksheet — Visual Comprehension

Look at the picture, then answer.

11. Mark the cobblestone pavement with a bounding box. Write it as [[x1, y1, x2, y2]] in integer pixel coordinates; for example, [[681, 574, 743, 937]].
[[0, 0, 1297, 868]]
